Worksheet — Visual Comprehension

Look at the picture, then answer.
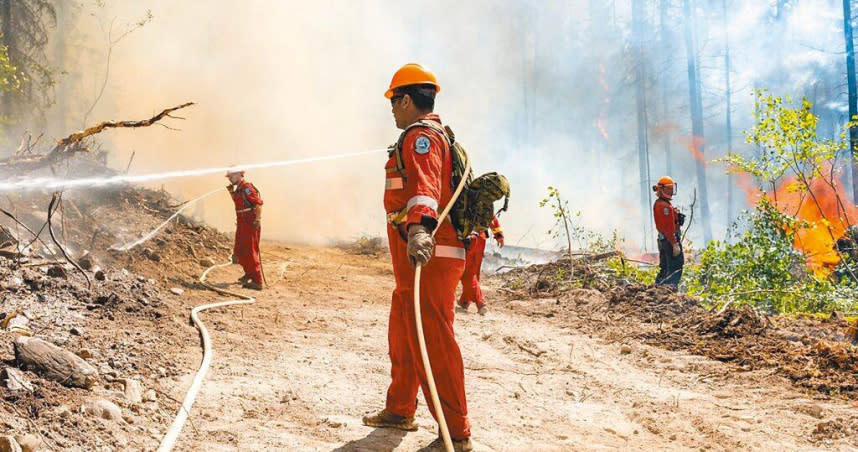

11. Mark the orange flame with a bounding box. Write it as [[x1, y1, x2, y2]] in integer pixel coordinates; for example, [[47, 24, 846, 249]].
[[676, 135, 707, 167], [764, 171, 857, 277]]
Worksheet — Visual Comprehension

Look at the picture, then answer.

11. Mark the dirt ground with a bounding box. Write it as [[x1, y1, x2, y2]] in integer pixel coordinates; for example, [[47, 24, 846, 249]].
[[150, 243, 858, 452]]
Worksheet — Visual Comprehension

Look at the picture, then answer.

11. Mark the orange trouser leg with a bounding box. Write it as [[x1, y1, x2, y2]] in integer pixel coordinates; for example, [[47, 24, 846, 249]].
[[385, 226, 470, 439], [458, 234, 486, 308], [234, 217, 262, 283]]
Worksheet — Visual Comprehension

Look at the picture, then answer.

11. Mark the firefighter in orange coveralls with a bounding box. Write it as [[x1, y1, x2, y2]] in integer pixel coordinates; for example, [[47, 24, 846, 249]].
[[653, 176, 685, 288], [361, 63, 473, 452], [226, 169, 264, 290], [457, 217, 504, 315]]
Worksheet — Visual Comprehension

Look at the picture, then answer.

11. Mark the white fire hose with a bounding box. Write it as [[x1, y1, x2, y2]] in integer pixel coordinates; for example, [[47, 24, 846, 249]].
[[156, 262, 255, 452], [414, 156, 471, 452]]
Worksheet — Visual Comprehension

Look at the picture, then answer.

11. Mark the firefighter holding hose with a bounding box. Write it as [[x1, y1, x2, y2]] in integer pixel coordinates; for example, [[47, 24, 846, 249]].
[[653, 176, 685, 288], [361, 63, 473, 452], [226, 169, 264, 290]]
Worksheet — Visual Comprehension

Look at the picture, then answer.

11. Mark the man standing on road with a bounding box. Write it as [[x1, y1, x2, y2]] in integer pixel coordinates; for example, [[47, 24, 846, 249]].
[[362, 63, 473, 452], [457, 216, 504, 315], [226, 169, 264, 290], [653, 176, 684, 288]]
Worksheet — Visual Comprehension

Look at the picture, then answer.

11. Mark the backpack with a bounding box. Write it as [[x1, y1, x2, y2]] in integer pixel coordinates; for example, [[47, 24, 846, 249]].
[[390, 120, 511, 243]]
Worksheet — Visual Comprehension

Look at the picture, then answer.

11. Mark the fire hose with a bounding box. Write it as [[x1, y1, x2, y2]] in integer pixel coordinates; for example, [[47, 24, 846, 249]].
[[414, 157, 471, 452], [156, 261, 255, 452]]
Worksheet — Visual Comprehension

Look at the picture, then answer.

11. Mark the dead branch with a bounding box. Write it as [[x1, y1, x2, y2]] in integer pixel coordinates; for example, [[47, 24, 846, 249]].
[[0, 102, 194, 173]]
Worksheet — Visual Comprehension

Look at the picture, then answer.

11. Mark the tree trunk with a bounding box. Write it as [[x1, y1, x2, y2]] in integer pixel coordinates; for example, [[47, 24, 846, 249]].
[[843, 0, 858, 203], [633, 0, 652, 252], [723, 0, 735, 232], [683, 0, 713, 243], [660, 0, 673, 176]]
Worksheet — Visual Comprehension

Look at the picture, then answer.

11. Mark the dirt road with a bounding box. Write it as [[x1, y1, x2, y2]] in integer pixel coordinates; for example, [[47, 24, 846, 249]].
[[162, 243, 858, 452]]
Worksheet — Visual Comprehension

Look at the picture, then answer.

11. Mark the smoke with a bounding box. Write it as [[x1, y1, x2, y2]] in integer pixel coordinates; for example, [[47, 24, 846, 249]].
[[38, 0, 855, 251]]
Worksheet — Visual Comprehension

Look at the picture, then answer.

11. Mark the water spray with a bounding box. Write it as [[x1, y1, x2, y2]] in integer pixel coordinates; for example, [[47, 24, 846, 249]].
[[0, 148, 386, 193], [110, 187, 223, 251]]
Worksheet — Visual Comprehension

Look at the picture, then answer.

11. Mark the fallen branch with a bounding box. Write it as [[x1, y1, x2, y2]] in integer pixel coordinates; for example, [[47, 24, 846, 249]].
[[0, 102, 194, 172], [47, 193, 91, 290]]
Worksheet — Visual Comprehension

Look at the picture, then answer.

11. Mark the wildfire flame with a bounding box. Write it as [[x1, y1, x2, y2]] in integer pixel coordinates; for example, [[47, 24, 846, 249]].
[[759, 171, 857, 277]]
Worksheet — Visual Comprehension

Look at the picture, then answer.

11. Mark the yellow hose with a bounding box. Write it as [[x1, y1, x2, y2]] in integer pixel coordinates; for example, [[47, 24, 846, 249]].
[[414, 156, 471, 452]]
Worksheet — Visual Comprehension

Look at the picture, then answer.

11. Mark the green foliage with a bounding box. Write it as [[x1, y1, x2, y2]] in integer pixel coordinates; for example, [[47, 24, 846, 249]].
[[606, 256, 658, 285], [0, 44, 20, 93], [539, 186, 574, 261], [692, 90, 858, 314]]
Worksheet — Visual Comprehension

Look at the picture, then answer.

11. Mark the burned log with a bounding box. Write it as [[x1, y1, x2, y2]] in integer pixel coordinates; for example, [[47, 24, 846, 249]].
[[13, 336, 98, 389]]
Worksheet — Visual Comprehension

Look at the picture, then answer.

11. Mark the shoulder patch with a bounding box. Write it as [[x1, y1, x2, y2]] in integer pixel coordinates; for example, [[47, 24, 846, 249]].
[[414, 135, 431, 155], [245, 187, 253, 194], [663, 207, 670, 216]]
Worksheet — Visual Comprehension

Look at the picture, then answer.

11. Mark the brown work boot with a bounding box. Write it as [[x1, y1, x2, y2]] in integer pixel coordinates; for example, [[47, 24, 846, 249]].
[[243, 280, 263, 290], [477, 306, 488, 316], [361, 409, 418, 432], [419, 437, 473, 452], [236, 274, 251, 284]]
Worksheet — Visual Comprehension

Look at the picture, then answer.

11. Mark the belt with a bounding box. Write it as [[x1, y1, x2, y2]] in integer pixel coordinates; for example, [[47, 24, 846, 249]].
[[236, 208, 253, 213]]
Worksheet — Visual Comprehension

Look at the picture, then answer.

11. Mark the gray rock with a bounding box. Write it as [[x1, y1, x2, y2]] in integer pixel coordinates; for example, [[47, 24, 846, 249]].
[[200, 257, 217, 267], [2, 367, 33, 392], [83, 399, 123, 421], [169, 287, 184, 296], [94, 269, 106, 281], [70, 326, 84, 336], [0, 436, 21, 452]]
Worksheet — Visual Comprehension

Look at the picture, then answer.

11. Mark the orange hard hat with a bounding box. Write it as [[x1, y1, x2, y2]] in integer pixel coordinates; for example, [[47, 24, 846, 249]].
[[653, 176, 677, 198], [384, 63, 441, 99]]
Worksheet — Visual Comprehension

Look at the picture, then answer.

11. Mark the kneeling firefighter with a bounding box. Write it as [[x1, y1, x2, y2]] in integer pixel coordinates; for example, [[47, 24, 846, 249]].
[[653, 176, 685, 288], [226, 169, 264, 290], [361, 63, 473, 452]]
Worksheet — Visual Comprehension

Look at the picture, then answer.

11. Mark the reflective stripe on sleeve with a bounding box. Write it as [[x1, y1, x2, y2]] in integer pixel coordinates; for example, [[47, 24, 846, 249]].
[[385, 177, 404, 190], [434, 245, 466, 260], [406, 195, 438, 212]]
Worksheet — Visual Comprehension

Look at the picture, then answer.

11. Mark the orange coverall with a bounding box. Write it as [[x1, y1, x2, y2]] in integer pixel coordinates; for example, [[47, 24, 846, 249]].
[[383, 113, 470, 440], [230, 180, 263, 284], [458, 217, 503, 309], [653, 196, 683, 287]]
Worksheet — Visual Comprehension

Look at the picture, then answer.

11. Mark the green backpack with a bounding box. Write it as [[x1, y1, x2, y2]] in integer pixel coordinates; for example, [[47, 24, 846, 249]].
[[391, 121, 511, 243]]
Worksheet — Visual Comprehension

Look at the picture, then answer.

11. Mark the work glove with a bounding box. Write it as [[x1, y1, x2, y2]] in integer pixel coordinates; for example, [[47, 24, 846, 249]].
[[495, 235, 505, 248], [677, 212, 686, 226], [407, 224, 435, 266], [672, 242, 682, 257], [231, 254, 238, 264], [226, 183, 235, 192]]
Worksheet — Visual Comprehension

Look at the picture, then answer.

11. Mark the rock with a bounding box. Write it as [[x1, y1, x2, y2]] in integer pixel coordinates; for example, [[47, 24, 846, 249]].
[[2, 367, 33, 392], [157, 367, 167, 378], [142, 389, 157, 402], [14, 336, 98, 389], [804, 404, 825, 419], [13, 434, 42, 452], [0, 436, 21, 452], [122, 379, 143, 403], [169, 288, 184, 296], [3, 276, 23, 291], [46, 265, 67, 278], [200, 257, 216, 267], [78, 254, 94, 270], [94, 270, 106, 281], [70, 326, 84, 336], [620, 344, 632, 355], [54, 404, 72, 418], [83, 399, 123, 421], [481, 331, 494, 341], [77, 348, 94, 359]]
